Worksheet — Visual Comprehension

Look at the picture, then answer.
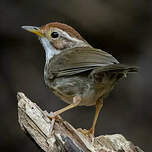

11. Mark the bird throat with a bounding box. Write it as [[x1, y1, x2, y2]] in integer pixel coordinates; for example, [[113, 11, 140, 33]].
[[39, 37, 60, 64]]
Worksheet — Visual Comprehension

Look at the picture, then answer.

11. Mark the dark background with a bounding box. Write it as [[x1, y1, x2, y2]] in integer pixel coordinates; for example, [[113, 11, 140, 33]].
[[1, 0, 152, 151]]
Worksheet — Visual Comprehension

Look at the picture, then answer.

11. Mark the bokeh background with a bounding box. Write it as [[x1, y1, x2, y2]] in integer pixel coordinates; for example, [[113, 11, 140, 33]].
[[1, 0, 152, 151]]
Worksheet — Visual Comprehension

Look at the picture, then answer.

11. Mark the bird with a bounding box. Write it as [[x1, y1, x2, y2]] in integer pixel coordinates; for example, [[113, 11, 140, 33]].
[[22, 22, 138, 136]]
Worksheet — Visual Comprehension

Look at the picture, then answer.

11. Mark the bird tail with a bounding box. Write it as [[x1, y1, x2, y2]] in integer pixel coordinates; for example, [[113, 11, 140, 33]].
[[91, 64, 138, 74], [102, 64, 138, 73], [106, 64, 138, 80], [90, 64, 138, 82]]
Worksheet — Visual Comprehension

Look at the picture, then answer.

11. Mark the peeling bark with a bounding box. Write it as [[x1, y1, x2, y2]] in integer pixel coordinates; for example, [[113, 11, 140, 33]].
[[17, 92, 144, 152]]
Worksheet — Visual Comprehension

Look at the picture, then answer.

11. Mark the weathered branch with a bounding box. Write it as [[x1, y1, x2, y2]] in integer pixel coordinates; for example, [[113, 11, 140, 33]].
[[17, 92, 144, 152]]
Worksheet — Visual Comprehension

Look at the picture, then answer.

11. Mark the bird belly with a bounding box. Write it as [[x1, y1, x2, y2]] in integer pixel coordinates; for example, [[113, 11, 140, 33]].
[[47, 75, 114, 106]]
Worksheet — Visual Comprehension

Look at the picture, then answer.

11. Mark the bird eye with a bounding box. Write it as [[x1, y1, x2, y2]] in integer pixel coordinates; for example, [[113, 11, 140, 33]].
[[51, 32, 59, 39]]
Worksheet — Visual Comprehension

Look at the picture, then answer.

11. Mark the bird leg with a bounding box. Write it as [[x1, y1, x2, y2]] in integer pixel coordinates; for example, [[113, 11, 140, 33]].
[[90, 98, 103, 135], [78, 98, 103, 137], [48, 96, 81, 133]]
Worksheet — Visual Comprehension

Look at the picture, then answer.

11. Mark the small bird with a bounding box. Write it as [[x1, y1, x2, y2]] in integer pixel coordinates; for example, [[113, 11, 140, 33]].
[[22, 22, 138, 136]]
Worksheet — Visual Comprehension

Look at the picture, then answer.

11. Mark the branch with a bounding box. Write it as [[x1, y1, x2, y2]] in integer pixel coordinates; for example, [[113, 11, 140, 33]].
[[17, 92, 144, 152]]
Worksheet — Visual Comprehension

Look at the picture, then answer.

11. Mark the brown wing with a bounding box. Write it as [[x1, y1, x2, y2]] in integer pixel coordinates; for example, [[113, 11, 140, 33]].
[[47, 47, 119, 78]]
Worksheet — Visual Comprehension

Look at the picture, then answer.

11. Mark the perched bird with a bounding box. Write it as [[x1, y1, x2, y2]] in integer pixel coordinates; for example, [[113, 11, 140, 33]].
[[22, 22, 138, 136]]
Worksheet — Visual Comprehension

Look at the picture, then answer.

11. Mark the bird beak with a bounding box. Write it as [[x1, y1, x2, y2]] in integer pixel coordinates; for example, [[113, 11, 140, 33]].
[[21, 26, 43, 37]]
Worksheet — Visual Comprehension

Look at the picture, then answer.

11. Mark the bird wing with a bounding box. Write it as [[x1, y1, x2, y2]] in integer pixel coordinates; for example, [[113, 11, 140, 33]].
[[47, 47, 119, 78]]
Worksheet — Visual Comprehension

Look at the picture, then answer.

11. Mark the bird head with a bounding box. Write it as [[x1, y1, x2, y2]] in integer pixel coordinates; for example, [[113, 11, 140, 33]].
[[22, 22, 91, 63]]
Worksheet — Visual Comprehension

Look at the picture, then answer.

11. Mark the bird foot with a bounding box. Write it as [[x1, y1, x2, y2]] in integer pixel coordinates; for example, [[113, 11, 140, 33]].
[[48, 111, 58, 119], [77, 128, 94, 135], [47, 112, 59, 135], [77, 128, 95, 142]]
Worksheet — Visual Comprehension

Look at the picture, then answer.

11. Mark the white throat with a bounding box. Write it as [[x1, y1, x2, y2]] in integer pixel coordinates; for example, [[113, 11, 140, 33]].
[[39, 37, 60, 64]]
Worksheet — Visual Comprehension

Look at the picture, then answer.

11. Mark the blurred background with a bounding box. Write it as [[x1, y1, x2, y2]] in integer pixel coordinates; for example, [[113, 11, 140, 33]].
[[1, 0, 152, 151]]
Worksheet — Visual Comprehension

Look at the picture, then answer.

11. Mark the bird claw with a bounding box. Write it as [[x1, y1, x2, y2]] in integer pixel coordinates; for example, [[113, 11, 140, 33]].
[[77, 128, 94, 135], [47, 112, 58, 135], [49, 117, 55, 134], [77, 128, 95, 142], [48, 111, 57, 119]]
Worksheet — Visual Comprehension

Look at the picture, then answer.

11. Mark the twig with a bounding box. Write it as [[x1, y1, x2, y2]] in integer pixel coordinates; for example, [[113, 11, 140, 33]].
[[17, 92, 144, 152]]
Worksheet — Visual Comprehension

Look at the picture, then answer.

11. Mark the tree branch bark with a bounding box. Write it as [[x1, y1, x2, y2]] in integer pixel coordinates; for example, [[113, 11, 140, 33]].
[[17, 92, 144, 152]]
